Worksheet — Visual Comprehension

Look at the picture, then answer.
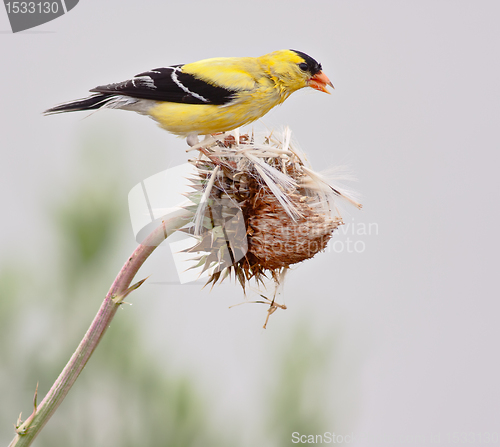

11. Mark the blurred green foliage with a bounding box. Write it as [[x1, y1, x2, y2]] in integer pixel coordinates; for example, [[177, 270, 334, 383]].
[[268, 325, 334, 445], [0, 132, 345, 446]]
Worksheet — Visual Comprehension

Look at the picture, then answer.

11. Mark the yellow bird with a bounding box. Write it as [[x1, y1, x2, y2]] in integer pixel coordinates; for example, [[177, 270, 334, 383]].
[[44, 49, 333, 144]]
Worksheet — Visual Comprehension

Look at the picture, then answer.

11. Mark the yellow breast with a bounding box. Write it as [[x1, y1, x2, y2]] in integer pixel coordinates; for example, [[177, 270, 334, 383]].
[[147, 85, 287, 136]]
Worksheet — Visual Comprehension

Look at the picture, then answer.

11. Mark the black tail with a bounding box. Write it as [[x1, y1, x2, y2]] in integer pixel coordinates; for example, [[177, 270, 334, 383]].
[[43, 93, 115, 115]]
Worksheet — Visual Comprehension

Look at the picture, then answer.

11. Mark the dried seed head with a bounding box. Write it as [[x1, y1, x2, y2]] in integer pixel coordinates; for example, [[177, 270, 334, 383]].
[[247, 189, 342, 270], [184, 128, 361, 291]]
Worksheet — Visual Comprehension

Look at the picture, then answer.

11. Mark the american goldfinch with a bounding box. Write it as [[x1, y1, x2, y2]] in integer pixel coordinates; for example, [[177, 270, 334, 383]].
[[44, 49, 333, 143]]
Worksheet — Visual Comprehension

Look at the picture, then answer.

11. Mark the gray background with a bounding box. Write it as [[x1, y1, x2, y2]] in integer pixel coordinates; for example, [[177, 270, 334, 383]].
[[1, 0, 499, 445]]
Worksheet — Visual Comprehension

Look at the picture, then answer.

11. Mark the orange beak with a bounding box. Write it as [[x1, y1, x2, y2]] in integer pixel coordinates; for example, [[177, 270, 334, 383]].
[[308, 71, 334, 93]]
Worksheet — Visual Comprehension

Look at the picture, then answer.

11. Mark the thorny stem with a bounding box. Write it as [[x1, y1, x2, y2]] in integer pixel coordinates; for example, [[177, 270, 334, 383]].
[[9, 211, 192, 447]]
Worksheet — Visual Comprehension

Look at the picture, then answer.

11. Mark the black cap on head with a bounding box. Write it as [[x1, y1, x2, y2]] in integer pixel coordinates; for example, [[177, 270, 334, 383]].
[[290, 50, 323, 75]]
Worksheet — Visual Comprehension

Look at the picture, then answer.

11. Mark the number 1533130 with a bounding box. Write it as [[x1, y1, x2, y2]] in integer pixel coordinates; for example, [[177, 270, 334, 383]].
[[5, 2, 59, 14]]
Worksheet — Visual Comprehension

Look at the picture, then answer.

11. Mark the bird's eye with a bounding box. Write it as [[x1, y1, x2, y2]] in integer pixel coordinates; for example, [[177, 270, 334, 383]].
[[298, 62, 308, 71]]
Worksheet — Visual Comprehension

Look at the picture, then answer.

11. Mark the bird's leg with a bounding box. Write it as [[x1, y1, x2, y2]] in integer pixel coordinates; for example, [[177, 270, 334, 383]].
[[189, 134, 228, 168], [186, 133, 200, 147], [186, 133, 222, 165]]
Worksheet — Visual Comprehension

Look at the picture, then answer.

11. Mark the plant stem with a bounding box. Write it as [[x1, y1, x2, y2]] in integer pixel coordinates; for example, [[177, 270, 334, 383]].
[[9, 211, 192, 447]]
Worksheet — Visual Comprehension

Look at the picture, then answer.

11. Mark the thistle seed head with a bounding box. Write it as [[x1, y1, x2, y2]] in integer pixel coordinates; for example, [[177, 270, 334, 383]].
[[184, 128, 361, 291]]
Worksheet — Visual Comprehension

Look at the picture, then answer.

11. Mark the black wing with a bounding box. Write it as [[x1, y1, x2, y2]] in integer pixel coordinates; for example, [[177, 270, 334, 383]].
[[89, 66, 237, 105]]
